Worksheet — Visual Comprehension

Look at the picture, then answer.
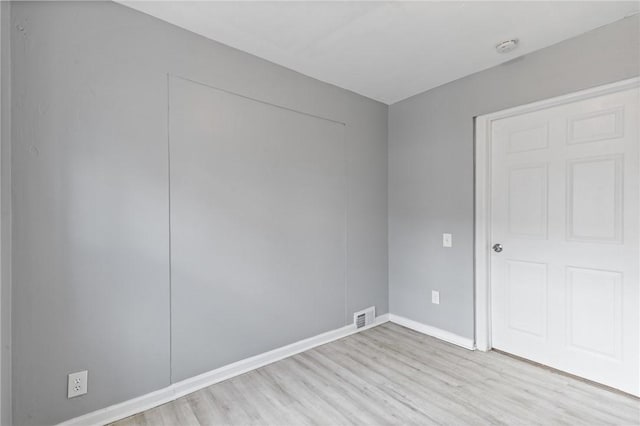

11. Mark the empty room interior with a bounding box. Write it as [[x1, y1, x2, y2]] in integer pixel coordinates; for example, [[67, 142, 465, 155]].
[[0, 0, 639, 425]]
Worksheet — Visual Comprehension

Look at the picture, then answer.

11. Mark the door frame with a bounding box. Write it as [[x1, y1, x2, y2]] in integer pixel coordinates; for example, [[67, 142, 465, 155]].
[[474, 76, 640, 352]]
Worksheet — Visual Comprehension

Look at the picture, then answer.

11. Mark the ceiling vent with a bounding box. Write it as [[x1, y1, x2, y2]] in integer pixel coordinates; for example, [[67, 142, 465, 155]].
[[496, 39, 519, 54], [354, 306, 376, 329]]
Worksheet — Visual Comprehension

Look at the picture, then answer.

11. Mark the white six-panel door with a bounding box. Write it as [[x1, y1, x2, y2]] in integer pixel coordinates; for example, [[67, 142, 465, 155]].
[[489, 86, 639, 396]]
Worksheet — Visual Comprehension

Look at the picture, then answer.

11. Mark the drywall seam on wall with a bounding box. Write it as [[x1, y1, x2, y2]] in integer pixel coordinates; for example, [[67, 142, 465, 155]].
[[173, 74, 347, 126], [0, 3, 11, 425], [0, 4, 3, 424], [166, 73, 173, 386], [343, 123, 349, 326]]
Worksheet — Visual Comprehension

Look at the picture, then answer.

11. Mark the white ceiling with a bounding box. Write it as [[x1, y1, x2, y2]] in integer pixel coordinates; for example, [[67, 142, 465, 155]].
[[119, 1, 640, 104]]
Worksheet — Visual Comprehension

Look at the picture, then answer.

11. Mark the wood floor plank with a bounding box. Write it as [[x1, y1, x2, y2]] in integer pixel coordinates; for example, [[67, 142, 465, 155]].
[[294, 351, 427, 425], [112, 323, 640, 426]]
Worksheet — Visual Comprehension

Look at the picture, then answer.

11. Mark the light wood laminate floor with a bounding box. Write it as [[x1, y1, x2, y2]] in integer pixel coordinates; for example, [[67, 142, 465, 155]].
[[113, 322, 640, 426]]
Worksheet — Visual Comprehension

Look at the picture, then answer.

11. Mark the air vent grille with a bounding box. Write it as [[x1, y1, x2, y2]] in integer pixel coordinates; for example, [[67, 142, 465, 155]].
[[353, 306, 376, 329]]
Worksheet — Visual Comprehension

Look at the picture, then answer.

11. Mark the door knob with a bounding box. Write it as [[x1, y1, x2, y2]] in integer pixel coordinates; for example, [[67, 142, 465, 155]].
[[492, 243, 503, 253]]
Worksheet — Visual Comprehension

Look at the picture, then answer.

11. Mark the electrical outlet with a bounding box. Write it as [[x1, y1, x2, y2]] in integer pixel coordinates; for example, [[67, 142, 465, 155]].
[[432, 290, 440, 305], [68, 370, 88, 399], [442, 233, 452, 248]]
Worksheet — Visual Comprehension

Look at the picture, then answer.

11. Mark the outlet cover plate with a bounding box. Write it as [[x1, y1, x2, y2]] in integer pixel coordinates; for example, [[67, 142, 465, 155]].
[[432, 290, 440, 304], [442, 233, 452, 248], [68, 370, 88, 398]]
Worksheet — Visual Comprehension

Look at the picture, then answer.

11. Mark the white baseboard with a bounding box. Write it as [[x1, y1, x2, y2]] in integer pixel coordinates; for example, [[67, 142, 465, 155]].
[[388, 314, 475, 350], [59, 314, 390, 426], [60, 312, 477, 425]]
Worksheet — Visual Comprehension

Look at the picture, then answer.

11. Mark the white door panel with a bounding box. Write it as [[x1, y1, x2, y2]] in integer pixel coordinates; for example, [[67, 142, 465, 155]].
[[490, 87, 639, 396]]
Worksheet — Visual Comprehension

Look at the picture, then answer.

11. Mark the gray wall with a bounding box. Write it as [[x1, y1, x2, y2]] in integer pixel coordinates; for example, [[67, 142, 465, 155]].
[[10, 2, 387, 425], [1, 2, 11, 425], [388, 15, 640, 339]]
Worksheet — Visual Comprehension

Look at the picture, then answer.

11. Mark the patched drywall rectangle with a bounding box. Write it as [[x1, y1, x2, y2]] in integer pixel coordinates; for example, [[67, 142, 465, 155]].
[[169, 76, 347, 382]]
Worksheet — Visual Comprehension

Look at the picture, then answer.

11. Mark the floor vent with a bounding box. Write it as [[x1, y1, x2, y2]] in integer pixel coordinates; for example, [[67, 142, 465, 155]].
[[353, 306, 376, 329]]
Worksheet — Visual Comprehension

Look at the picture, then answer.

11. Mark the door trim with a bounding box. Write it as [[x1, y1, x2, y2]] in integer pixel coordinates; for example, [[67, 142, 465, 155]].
[[474, 77, 640, 352]]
